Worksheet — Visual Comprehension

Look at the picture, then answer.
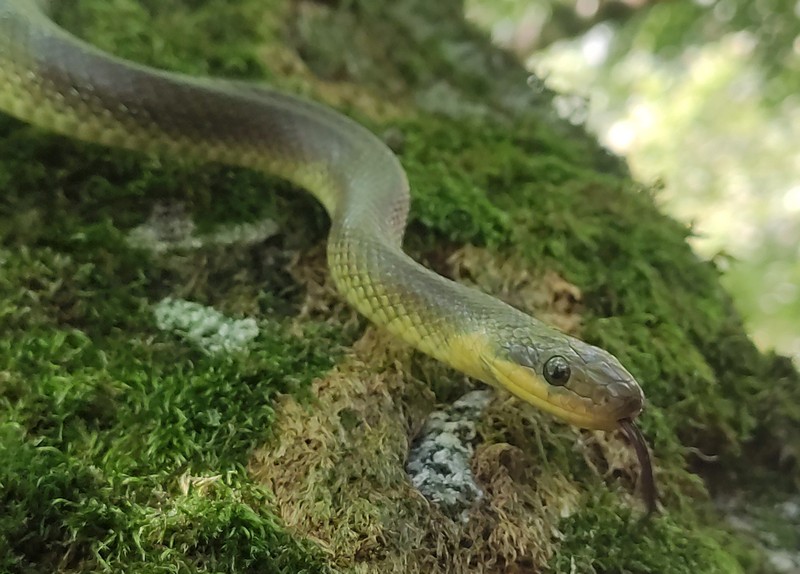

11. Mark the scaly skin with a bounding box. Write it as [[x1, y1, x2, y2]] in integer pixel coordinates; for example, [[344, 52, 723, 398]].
[[0, 0, 656, 510]]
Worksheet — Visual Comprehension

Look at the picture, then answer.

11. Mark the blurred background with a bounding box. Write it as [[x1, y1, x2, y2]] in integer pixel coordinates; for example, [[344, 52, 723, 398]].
[[466, 0, 800, 364]]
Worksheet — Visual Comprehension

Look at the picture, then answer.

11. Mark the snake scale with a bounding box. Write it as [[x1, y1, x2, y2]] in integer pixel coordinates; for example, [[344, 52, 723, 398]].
[[0, 0, 656, 512]]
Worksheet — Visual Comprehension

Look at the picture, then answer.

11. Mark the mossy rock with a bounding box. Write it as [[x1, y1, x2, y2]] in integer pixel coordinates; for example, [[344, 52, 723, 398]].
[[1, 0, 798, 572]]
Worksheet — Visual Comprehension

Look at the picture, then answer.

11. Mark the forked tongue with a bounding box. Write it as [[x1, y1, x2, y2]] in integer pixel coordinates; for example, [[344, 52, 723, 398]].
[[619, 418, 658, 515]]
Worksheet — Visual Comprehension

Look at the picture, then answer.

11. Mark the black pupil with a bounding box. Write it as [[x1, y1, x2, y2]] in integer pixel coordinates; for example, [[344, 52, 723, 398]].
[[544, 356, 571, 386]]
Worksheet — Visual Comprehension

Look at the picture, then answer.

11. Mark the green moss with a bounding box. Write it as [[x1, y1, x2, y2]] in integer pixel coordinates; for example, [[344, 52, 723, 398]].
[[0, 425, 329, 573], [53, 0, 272, 78], [1, 0, 797, 571], [0, 309, 341, 570], [548, 493, 755, 574]]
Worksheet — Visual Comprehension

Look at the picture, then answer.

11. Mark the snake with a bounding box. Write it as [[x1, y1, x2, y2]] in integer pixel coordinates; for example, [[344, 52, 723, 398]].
[[0, 0, 656, 512]]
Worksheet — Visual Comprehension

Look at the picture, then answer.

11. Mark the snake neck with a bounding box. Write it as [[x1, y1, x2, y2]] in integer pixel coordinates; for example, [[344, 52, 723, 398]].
[[328, 216, 509, 381]]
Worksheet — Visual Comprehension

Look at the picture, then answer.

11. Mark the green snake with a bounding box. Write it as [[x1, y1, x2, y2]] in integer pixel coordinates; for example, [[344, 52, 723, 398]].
[[0, 0, 656, 511]]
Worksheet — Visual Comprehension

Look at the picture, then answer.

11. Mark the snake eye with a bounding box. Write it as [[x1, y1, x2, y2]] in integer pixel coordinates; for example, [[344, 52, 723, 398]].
[[543, 355, 571, 386]]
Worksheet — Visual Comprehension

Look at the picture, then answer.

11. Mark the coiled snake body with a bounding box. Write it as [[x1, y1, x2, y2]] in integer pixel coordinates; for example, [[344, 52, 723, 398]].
[[0, 0, 656, 511]]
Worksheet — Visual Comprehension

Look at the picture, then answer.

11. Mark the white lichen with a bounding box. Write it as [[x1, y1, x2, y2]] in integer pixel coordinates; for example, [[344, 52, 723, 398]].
[[405, 390, 493, 521], [153, 297, 259, 355], [127, 201, 278, 253]]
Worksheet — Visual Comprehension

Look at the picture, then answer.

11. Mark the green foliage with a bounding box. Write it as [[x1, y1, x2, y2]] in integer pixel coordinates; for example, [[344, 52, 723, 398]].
[[617, 0, 800, 102], [400, 120, 513, 248]]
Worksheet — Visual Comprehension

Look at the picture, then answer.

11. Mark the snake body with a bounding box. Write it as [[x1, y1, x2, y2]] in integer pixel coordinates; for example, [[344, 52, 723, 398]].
[[0, 0, 655, 509]]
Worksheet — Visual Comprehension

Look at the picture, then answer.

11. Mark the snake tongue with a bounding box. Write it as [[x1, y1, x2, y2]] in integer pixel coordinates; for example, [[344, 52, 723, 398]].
[[619, 418, 658, 515]]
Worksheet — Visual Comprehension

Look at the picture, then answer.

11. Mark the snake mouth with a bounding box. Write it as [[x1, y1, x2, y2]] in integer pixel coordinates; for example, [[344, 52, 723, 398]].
[[619, 418, 658, 515]]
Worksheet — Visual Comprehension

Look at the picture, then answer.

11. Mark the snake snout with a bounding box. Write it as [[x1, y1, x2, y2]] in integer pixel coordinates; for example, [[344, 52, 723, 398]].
[[590, 377, 644, 421], [612, 380, 645, 420]]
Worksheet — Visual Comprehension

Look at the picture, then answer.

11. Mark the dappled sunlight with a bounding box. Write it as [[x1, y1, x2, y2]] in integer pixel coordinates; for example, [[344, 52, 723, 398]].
[[467, 0, 800, 363]]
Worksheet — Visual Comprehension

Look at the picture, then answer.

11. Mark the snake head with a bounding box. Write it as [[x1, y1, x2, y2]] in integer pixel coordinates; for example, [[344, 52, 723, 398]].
[[476, 321, 657, 512], [480, 325, 644, 431]]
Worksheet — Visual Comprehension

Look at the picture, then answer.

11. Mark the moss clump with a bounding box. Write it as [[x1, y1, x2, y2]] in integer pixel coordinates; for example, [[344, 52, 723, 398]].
[[1, 296, 343, 571], [251, 333, 579, 574], [0, 423, 329, 573]]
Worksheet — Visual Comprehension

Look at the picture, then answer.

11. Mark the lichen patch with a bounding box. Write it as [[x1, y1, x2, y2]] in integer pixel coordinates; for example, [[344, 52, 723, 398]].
[[154, 297, 260, 354], [406, 390, 493, 521], [127, 201, 279, 253]]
